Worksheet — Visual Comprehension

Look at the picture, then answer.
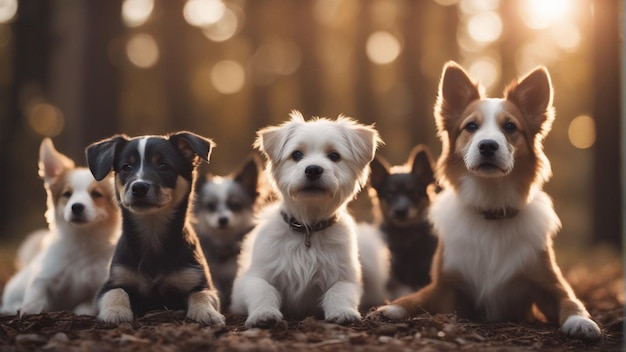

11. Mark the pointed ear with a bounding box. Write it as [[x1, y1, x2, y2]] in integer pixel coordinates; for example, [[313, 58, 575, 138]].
[[409, 145, 435, 186], [505, 67, 554, 137], [234, 153, 262, 199], [86, 135, 128, 181], [435, 61, 482, 133], [39, 138, 75, 182], [169, 131, 215, 165], [369, 156, 390, 192]]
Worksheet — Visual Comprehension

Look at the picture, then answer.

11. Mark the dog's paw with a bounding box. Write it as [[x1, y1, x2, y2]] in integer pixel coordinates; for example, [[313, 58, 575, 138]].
[[187, 305, 225, 326], [560, 315, 602, 341], [97, 288, 134, 324], [326, 308, 361, 325], [20, 298, 47, 315], [365, 305, 408, 321], [245, 308, 283, 328]]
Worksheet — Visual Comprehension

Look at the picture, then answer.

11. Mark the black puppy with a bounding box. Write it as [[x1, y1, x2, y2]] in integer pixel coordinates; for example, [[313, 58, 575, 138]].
[[86, 132, 225, 325], [369, 145, 438, 298]]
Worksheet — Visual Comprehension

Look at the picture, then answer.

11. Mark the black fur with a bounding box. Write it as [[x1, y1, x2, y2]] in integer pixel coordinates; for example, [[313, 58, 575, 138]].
[[86, 131, 218, 317], [369, 145, 438, 294]]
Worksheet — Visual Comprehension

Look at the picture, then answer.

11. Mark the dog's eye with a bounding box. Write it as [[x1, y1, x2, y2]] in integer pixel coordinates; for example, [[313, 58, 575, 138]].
[[503, 121, 517, 133], [229, 201, 242, 211], [91, 191, 103, 198], [328, 151, 341, 162], [464, 122, 478, 132], [158, 163, 171, 172], [206, 202, 217, 212], [291, 150, 303, 161], [121, 164, 133, 172], [62, 191, 72, 198]]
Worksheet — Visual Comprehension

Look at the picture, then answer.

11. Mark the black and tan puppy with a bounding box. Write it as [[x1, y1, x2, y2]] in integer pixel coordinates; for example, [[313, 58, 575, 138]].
[[86, 132, 225, 325]]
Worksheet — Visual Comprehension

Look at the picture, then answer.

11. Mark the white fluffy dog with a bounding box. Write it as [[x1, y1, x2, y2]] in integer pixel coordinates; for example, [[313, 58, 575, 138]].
[[231, 111, 382, 328]]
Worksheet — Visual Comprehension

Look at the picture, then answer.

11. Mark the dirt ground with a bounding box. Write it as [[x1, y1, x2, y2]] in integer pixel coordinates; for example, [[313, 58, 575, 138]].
[[0, 246, 623, 351]]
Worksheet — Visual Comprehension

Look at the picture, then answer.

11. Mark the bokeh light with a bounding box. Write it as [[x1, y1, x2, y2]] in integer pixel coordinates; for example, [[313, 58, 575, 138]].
[[366, 31, 402, 65], [211, 60, 245, 94], [27, 103, 65, 137], [126, 33, 159, 69], [549, 21, 581, 51], [183, 0, 225, 27], [467, 12, 502, 43], [122, 0, 154, 28], [251, 39, 302, 85], [467, 57, 499, 91], [568, 115, 596, 149], [0, 0, 17, 24], [520, 0, 571, 29], [202, 4, 241, 42]]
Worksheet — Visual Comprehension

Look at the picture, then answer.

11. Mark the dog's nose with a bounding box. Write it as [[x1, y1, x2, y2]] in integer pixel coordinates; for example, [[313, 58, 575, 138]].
[[305, 165, 324, 180], [132, 181, 150, 197], [478, 140, 499, 157], [71, 203, 84, 215], [393, 208, 408, 220], [218, 216, 229, 227]]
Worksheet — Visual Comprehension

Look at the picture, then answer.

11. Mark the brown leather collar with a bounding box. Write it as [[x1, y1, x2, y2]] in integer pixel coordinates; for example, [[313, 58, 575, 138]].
[[479, 207, 519, 220], [281, 210, 338, 247]]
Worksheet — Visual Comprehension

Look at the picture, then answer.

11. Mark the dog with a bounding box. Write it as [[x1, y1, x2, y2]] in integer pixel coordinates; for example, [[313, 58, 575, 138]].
[[230, 111, 382, 328], [367, 61, 602, 341], [367, 145, 438, 298], [86, 131, 225, 325], [193, 153, 266, 311], [1, 138, 120, 316]]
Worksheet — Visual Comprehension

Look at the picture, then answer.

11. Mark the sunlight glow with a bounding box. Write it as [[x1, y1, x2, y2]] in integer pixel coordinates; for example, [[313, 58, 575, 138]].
[[468, 57, 499, 91], [202, 4, 240, 42], [550, 21, 581, 51], [366, 31, 402, 65], [211, 60, 245, 94], [126, 33, 159, 69], [467, 11, 502, 43], [122, 0, 154, 27], [184, 0, 226, 27], [0, 0, 17, 23], [28, 103, 64, 137], [521, 0, 571, 29], [251, 39, 302, 85], [568, 115, 596, 149]]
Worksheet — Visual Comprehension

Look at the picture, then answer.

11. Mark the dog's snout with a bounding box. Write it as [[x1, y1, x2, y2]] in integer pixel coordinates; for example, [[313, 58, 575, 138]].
[[218, 216, 229, 227], [478, 140, 499, 157], [305, 165, 324, 180], [132, 181, 150, 197], [71, 203, 85, 215]]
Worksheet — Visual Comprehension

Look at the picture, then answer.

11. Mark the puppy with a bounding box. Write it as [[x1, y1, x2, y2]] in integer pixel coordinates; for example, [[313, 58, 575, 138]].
[[1, 138, 120, 316], [86, 132, 225, 325], [367, 62, 602, 341], [193, 153, 266, 311], [231, 111, 382, 328], [368, 145, 438, 298]]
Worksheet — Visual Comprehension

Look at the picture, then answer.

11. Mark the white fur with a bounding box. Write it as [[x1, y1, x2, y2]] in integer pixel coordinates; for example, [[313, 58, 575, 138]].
[[1, 170, 120, 316], [430, 187, 560, 319], [231, 112, 380, 327], [356, 223, 390, 309], [97, 288, 133, 323], [560, 315, 602, 340]]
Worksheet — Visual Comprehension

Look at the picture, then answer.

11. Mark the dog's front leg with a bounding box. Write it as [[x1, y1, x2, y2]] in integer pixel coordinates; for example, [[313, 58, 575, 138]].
[[186, 289, 225, 325], [97, 288, 134, 324], [366, 281, 455, 321], [20, 278, 50, 315], [232, 275, 283, 328], [322, 281, 362, 324]]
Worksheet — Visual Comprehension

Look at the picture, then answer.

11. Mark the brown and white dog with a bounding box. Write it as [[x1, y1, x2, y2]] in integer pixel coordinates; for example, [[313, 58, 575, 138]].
[[367, 61, 602, 341]]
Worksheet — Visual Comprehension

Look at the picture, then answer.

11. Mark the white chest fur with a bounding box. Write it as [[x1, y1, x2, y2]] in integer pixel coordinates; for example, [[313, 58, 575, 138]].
[[429, 188, 561, 318]]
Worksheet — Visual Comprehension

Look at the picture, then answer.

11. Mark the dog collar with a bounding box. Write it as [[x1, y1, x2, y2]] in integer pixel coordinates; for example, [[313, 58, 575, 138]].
[[280, 210, 338, 247], [479, 207, 519, 220]]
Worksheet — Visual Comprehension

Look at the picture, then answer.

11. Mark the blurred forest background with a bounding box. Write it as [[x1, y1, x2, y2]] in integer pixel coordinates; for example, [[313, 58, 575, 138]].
[[0, 0, 621, 252]]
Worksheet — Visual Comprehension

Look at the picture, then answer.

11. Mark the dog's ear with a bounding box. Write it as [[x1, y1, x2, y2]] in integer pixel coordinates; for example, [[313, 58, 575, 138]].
[[234, 153, 262, 199], [39, 138, 75, 182], [170, 131, 215, 166], [435, 61, 482, 134], [369, 156, 390, 193], [255, 114, 303, 162], [339, 117, 383, 187], [505, 67, 554, 137], [86, 135, 127, 181], [409, 145, 435, 186]]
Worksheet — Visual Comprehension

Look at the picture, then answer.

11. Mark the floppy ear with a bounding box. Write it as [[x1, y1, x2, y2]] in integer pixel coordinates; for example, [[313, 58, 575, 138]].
[[409, 145, 435, 186], [86, 135, 128, 181], [435, 61, 482, 134], [505, 67, 554, 137], [169, 131, 215, 166], [254, 111, 304, 162], [234, 153, 262, 199], [39, 138, 75, 182], [368, 155, 390, 193]]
